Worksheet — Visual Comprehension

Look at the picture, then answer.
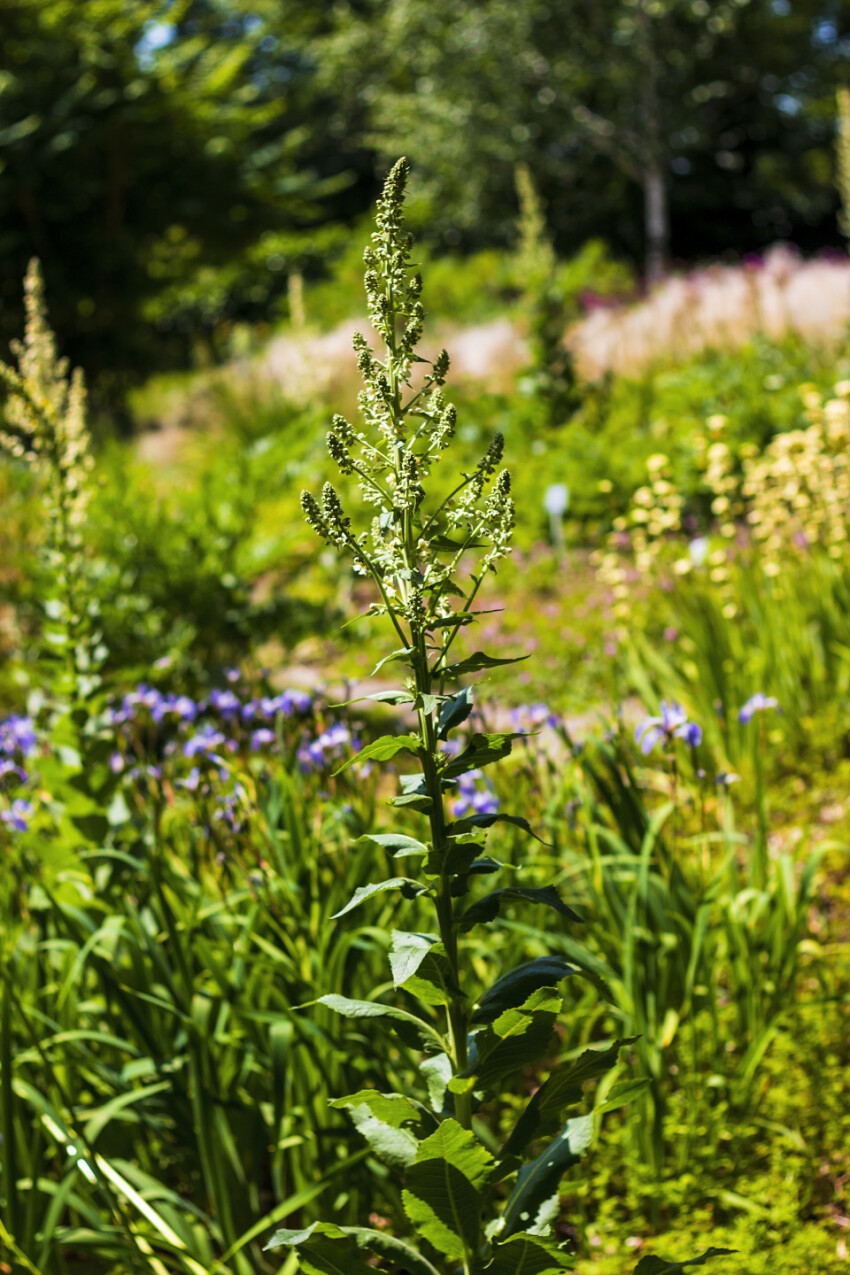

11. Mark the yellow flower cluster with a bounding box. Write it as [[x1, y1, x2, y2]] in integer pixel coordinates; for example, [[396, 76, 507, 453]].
[[741, 383, 850, 575], [593, 382, 850, 623]]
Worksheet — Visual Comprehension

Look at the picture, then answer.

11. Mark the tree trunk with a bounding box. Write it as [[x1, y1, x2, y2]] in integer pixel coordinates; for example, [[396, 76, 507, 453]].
[[643, 161, 669, 286]]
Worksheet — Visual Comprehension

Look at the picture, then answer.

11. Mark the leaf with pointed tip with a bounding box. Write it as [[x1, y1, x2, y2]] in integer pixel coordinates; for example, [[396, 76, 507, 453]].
[[318, 995, 444, 1052], [443, 732, 523, 779], [419, 1052, 453, 1112], [355, 831, 430, 858], [501, 1114, 594, 1240], [331, 877, 428, 919], [389, 792, 434, 813], [437, 687, 474, 740], [346, 1107, 420, 1169], [451, 988, 561, 1095], [596, 1077, 651, 1115], [263, 1222, 377, 1273], [332, 690, 415, 707], [344, 1229, 443, 1275], [484, 1232, 573, 1274], [333, 733, 422, 775], [372, 647, 415, 675], [402, 1119, 494, 1260], [473, 958, 575, 1025], [449, 812, 550, 845], [437, 650, 530, 680], [460, 886, 582, 930], [330, 1089, 433, 1130], [389, 932, 458, 1007], [632, 1249, 737, 1274], [500, 1038, 637, 1161]]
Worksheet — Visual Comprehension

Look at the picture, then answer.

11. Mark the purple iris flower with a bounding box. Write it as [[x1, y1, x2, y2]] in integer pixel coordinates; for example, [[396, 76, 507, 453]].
[[0, 760, 27, 785], [184, 724, 226, 759], [0, 716, 37, 758], [1, 799, 32, 832], [739, 694, 779, 725], [250, 728, 276, 751], [109, 752, 125, 774], [209, 689, 242, 719], [452, 769, 500, 818], [634, 702, 702, 755]]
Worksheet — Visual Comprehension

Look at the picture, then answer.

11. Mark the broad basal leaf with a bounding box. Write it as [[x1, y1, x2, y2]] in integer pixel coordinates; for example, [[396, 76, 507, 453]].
[[484, 1231, 573, 1274], [500, 1038, 637, 1161], [264, 1222, 377, 1274], [451, 988, 561, 1095], [501, 1114, 594, 1239], [402, 1119, 494, 1261], [344, 1229, 443, 1275], [632, 1249, 737, 1274], [473, 957, 575, 1025], [436, 650, 530, 680], [331, 877, 429, 919], [333, 733, 422, 775], [460, 886, 583, 930]]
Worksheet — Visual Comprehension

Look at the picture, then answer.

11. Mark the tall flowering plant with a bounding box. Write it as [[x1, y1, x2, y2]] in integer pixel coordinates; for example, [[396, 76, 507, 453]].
[[267, 162, 731, 1275]]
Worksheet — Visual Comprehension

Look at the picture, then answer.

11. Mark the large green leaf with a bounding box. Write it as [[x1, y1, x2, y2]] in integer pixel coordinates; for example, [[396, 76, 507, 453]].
[[473, 958, 575, 1025], [318, 995, 444, 1051], [437, 650, 530, 680], [500, 1039, 635, 1161], [344, 1229, 443, 1275], [330, 1090, 434, 1170], [501, 1114, 594, 1239], [460, 886, 582, 930], [633, 1249, 737, 1274], [355, 832, 429, 858], [264, 1222, 377, 1273], [331, 877, 428, 919], [449, 811, 550, 844], [333, 733, 422, 775], [451, 988, 561, 1095], [484, 1232, 573, 1273], [389, 932, 458, 1006], [437, 686, 474, 739], [330, 1090, 434, 1131], [443, 732, 523, 779], [402, 1119, 494, 1261]]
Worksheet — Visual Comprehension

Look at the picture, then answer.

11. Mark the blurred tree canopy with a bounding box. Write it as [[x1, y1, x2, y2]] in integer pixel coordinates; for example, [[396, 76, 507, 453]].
[[0, 0, 848, 410]]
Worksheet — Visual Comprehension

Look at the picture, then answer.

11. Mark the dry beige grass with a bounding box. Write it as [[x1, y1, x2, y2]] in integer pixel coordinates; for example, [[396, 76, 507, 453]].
[[570, 245, 850, 380]]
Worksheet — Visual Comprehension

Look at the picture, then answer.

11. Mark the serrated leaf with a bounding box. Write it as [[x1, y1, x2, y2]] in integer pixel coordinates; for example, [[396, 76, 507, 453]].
[[474, 958, 575, 1025], [484, 1232, 573, 1274], [632, 1249, 737, 1274], [402, 1119, 494, 1260], [347, 1107, 420, 1168], [449, 812, 550, 845], [453, 988, 561, 1094], [333, 733, 422, 775], [355, 831, 430, 857], [420, 1052, 453, 1112], [264, 1221, 377, 1273], [344, 1229, 443, 1275], [501, 1114, 594, 1239], [460, 886, 583, 930], [437, 687, 474, 739], [318, 995, 444, 1051], [443, 732, 523, 779], [331, 877, 428, 919], [437, 650, 530, 680], [500, 1038, 637, 1161]]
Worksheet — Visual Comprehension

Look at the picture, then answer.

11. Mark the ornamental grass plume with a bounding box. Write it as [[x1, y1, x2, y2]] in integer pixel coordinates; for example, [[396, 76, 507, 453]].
[[267, 159, 731, 1275]]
